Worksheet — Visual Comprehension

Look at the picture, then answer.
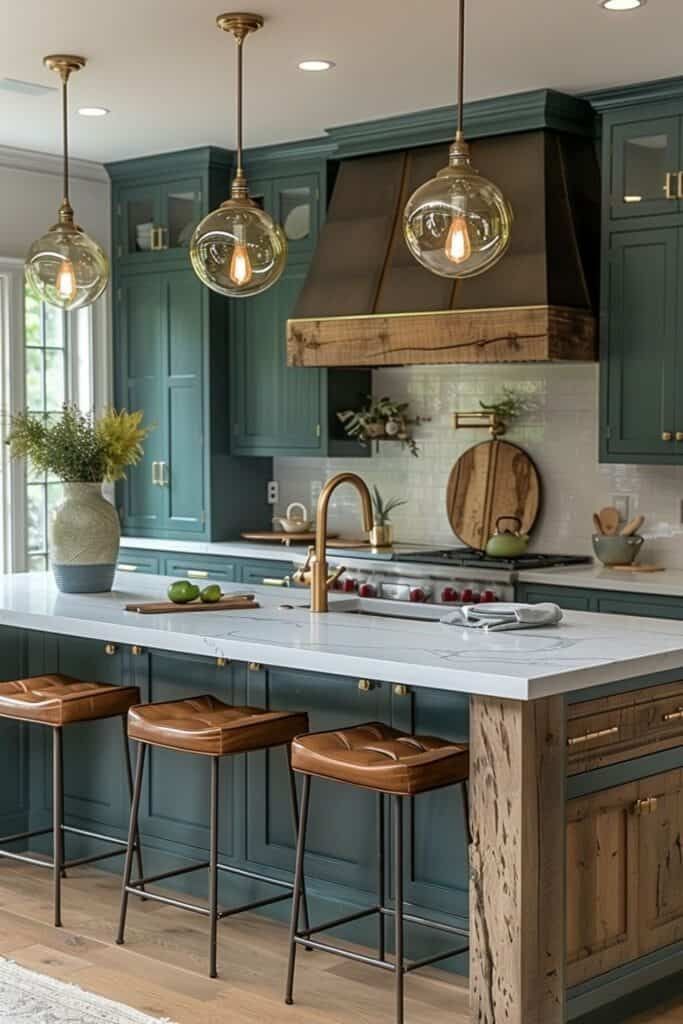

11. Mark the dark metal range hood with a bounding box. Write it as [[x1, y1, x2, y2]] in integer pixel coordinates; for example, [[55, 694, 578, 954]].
[[287, 130, 600, 367]]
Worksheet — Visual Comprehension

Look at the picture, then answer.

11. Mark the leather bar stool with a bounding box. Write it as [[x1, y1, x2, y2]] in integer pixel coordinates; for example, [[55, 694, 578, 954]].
[[117, 694, 310, 979], [0, 674, 144, 928], [285, 722, 470, 1024]]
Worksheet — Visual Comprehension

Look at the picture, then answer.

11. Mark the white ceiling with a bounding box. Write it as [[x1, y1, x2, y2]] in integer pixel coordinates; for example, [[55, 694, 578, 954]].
[[1, 0, 681, 164]]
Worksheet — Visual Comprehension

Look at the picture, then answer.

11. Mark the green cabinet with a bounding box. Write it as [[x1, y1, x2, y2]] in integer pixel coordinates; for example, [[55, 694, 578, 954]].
[[230, 160, 370, 457], [108, 148, 273, 540], [515, 581, 683, 619], [600, 96, 683, 464]]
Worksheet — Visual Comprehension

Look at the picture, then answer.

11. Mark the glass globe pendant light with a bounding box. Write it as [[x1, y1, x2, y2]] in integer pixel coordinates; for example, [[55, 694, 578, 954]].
[[25, 55, 109, 310], [403, 0, 512, 279], [190, 13, 287, 298]]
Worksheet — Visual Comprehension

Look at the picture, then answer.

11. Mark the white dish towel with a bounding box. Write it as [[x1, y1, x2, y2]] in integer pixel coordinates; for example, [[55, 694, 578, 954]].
[[441, 602, 563, 632]]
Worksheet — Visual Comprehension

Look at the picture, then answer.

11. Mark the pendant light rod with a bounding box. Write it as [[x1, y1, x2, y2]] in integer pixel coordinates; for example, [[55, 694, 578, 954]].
[[456, 0, 465, 140], [216, 13, 264, 199], [43, 55, 86, 223]]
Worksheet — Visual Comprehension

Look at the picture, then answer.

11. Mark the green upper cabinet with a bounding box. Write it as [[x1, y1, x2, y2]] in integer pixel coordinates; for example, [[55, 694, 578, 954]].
[[600, 90, 683, 464], [230, 158, 370, 457], [108, 147, 273, 540]]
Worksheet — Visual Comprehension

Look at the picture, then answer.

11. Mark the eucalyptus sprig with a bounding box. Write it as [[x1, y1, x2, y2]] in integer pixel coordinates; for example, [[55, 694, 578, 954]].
[[6, 404, 152, 483]]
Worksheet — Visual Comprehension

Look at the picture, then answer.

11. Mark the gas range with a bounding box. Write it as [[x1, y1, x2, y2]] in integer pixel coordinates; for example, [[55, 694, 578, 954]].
[[323, 548, 591, 608]]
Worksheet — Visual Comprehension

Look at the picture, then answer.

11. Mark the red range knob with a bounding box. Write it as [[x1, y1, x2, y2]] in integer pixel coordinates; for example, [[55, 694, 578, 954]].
[[480, 590, 497, 603], [441, 586, 458, 603], [342, 578, 357, 593], [409, 587, 426, 603], [460, 588, 473, 604], [358, 583, 376, 598]]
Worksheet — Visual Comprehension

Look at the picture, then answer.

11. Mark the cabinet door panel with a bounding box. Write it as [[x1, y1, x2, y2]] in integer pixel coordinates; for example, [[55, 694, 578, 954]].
[[638, 768, 683, 954], [276, 266, 322, 450], [162, 178, 202, 252], [596, 595, 683, 620], [566, 782, 640, 986], [119, 275, 165, 531], [246, 668, 390, 890], [163, 556, 236, 583], [116, 184, 162, 260], [605, 228, 679, 457], [609, 117, 681, 220], [273, 173, 319, 256], [516, 583, 593, 611], [162, 271, 205, 532]]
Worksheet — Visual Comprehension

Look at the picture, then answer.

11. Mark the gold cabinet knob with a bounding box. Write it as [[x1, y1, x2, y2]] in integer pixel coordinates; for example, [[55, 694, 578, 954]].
[[676, 432, 683, 442], [358, 678, 374, 692], [393, 684, 410, 697], [662, 432, 673, 442], [131, 645, 144, 656], [248, 662, 262, 672], [104, 643, 118, 656]]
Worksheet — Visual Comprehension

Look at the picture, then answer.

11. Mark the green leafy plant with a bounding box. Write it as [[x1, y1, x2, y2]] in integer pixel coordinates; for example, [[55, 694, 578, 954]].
[[371, 484, 407, 526], [6, 405, 152, 483], [479, 387, 535, 425], [337, 395, 422, 456]]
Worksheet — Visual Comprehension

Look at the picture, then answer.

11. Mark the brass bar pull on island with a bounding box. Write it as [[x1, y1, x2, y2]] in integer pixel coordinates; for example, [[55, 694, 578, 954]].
[[678, 171, 683, 200], [663, 172, 676, 199], [567, 725, 619, 746], [633, 796, 659, 815], [186, 569, 209, 579], [663, 707, 683, 722], [662, 432, 673, 442]]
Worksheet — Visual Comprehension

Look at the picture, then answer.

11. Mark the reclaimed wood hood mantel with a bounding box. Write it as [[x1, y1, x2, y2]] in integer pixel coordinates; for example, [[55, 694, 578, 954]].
[[287, 130, 599, 367]]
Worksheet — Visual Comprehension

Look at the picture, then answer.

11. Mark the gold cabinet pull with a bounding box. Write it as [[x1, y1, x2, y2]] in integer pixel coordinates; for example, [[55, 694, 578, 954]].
[[358, 679, 374, 692], [248, 662, 262, 672], [676, 432, 683, 442], [263, 577, 291, 587], [152, 461, 160, 485], [131, 645, 144, 656], [150, 225, 168, 250], [393, 684, 410, 697], [662, 432, 674, 442], [216, 657, 229, 667], [117, 563, 139, 572], [678, 171, 683, 200], [663, 707, 683, 722], [104, 643, 118, 656], [663, 172, 676, 199], [186, 569, 209, 579], [633, 796, 659, 815], [567, 725, 619, 746]]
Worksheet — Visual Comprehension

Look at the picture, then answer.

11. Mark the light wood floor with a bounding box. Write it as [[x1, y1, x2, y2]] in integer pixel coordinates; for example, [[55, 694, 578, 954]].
[[0, 862, 681, 1024]]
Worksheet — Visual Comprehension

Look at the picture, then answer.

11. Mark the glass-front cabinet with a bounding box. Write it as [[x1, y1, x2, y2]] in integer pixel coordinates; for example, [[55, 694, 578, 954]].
[[115, 177, 203, 261], [609, 114, 682, 219]]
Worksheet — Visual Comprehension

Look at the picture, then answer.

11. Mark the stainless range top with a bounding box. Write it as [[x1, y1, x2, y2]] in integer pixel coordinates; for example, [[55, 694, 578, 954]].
[[324, 544, 591, 573]]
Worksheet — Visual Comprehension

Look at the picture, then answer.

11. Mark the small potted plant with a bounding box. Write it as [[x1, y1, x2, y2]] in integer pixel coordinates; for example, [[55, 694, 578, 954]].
[[337, 395, 421, 456], [370, 485, 407, 548], [6, 405, 151, 593]]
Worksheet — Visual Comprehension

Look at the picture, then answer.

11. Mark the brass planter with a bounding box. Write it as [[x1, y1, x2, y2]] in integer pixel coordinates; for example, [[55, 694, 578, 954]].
[[369, 524, 393, 548]]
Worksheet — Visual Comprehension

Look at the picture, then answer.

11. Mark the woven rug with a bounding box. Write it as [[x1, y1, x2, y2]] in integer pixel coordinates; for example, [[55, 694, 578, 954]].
[[0, 958, 175, 1023]]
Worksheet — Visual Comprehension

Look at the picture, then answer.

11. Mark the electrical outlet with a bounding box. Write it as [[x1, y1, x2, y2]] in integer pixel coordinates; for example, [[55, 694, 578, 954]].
[[611, 495, 630, 522], [267, 481, 279, 505]]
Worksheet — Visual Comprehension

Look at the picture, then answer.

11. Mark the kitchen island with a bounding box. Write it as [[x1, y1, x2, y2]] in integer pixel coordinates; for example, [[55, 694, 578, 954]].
[[1, 571, 683, 1024]]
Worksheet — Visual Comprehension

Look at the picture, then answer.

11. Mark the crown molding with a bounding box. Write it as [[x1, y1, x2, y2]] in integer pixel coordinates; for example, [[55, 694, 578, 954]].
[[0, 145, 109, 184], [106, 145, 232, 181], [585, 75, 683, 112]]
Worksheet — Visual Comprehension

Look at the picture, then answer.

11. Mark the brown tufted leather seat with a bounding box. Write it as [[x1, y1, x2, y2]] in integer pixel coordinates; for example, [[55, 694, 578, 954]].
[[0, 674, 140, 727], [127, 695, 309, 756], [290, 722, 469, 796]]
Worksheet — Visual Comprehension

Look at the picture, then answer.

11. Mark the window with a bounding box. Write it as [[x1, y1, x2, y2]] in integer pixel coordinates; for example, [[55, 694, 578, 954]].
[[23, 288, 94, 571]]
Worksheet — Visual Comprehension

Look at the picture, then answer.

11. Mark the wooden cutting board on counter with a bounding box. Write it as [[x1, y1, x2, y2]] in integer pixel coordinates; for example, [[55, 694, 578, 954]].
[[446, 440, 541, 551], [125, 595, 259, 614]]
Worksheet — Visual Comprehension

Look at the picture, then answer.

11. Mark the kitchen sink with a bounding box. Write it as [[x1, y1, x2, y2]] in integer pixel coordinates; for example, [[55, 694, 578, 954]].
[[278, 596, 447, 622]]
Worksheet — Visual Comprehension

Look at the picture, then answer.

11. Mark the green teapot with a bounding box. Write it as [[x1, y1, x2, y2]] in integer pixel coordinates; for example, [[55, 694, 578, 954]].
[[485, 515, 529, 558]]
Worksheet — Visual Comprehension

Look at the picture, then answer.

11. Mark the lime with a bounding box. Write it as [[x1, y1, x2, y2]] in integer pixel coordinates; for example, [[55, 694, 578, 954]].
[[168, 580, 200, 604], [200, 584, 222, 604]]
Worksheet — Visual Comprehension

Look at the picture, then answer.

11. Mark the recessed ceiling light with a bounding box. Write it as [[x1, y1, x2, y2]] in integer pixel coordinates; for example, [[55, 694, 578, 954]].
[[78, 106, 109, 117], [298, 59, 335, 72], [600, 0, 645, 10]]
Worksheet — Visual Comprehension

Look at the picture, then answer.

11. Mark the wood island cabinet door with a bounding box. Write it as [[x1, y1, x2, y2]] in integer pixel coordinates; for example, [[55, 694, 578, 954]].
[[566, 782, 640, 986], [637, 768, 683, 955]]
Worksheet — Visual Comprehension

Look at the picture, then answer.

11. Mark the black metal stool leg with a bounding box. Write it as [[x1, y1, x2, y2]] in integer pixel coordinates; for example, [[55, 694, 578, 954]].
[[122, 716, 145, 895], [285, 772, 311, 1005], [377, 792, 386, 961], [116, 742, 146, 945], [286, 746, 311, 940], [209, 755, 219, 979], [52, 727, 64, 927], [394, 796, 404, 1024]]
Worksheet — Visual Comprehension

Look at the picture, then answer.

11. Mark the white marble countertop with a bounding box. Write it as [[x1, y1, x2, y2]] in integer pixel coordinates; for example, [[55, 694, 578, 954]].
[[120, 536, 299, 564], [517, 564, 683, 598], [1, 571, 683, 701]]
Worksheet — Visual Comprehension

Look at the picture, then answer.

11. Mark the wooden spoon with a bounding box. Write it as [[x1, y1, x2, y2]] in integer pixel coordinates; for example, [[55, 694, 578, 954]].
[[592, 513, 604, 535], [598, 506, 620, 536], [621, 514, 645, 536]]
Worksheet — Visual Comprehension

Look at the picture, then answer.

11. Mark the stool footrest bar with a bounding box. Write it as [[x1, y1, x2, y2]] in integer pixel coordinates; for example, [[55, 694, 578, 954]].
[[380, 905, 469, 938], [218, 891, 291, 919], [215, 862, 294, 889], [0, 849, 52, 869], [130, 862, 210, 889], [0, 826, 52, 845], [62, 825, 128, 847], [294, 935, 395, 971], [65, 848, 127, 869], [124, 886, 210, 916], [404, 945, 469, 973], [298, 906, 379, 938]]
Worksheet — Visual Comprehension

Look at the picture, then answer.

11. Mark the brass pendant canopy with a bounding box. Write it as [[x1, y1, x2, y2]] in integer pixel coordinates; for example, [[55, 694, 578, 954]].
[[25, 55, 109, 311], [402, 0, 512, 279], [190, 12, 287, 298]]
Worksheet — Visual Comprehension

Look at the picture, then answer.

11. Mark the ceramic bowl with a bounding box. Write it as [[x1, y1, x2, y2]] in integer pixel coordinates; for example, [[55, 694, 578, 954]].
[[592, 533, 644, 566]]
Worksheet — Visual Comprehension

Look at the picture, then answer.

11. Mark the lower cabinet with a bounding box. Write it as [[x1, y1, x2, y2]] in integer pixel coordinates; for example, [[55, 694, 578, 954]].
[[567, 768, 683, 986], [117, 548, 295, 587], [515, 581, 683, 619]]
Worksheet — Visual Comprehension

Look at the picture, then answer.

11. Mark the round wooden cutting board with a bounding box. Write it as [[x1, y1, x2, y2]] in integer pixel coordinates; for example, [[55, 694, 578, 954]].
[[446, 440, 541, 551]]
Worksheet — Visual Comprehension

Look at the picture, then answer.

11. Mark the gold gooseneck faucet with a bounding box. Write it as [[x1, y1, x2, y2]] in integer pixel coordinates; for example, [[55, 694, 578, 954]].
[[310, 473, 373, 613]]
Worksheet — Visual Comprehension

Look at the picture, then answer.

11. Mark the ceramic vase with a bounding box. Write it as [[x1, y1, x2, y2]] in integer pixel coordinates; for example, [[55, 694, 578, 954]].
[[50, 483, 120, 593]]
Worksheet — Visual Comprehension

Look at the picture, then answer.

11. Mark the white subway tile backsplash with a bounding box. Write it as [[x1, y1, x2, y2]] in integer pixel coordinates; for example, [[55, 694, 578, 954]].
[[274, 364, 683, 567]]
